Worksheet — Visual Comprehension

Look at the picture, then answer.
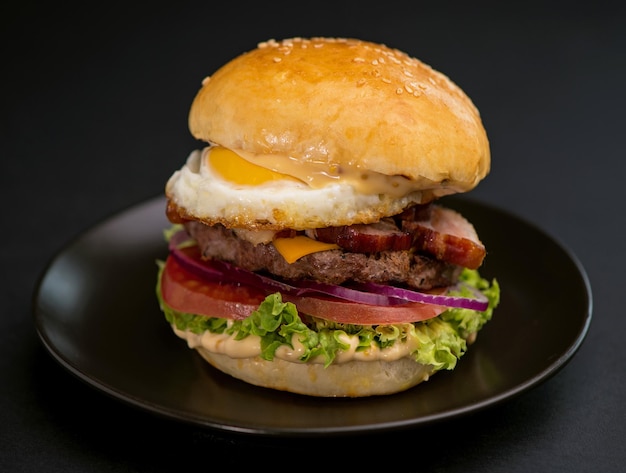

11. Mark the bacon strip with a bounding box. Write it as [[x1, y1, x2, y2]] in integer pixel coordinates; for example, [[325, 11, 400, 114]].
[[314, 203, 486, 269], [314, 219, 412, 253], [402, 205, 486, 269]]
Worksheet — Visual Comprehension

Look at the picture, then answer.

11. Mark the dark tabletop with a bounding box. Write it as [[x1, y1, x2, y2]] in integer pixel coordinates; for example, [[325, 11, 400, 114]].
[[2, 1, 625, 471]]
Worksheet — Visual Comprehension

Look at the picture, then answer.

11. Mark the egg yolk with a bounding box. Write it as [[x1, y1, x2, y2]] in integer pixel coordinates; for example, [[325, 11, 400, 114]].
[[208, 147, 301, 186]]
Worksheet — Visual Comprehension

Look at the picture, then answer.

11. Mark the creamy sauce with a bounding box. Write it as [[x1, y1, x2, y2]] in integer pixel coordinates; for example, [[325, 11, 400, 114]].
[[234, 147, 418, 198], [172, 325, 418, 364]]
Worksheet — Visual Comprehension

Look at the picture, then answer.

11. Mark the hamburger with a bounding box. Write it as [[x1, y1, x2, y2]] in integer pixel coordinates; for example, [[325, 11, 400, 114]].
[[156, 37, 500, 397]]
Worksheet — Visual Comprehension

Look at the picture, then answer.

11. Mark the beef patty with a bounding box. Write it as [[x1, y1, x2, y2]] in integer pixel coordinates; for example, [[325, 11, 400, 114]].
[[185, 221, 461, 291]]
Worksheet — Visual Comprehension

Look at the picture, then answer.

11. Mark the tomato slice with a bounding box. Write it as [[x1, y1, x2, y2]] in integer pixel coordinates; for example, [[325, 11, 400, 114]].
[[161, 255, 447, 324], [161, 256, 266, 320], [282, 294, 446, 325]]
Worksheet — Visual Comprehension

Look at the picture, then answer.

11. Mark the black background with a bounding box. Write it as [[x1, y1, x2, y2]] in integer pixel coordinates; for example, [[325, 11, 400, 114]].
[[2, 1, 625, 471]]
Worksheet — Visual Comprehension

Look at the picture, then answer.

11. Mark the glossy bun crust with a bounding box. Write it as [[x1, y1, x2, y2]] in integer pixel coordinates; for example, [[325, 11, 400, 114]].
[[196, 348, 435, 397], [189, 37, 490, 195]]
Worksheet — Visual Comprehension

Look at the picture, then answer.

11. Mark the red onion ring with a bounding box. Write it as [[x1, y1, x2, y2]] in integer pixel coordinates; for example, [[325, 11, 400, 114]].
[[349, 281, 489, 311]]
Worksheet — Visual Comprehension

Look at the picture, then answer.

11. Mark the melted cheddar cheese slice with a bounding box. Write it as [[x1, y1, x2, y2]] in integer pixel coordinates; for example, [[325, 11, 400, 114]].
[[273, 236, 339, 264]]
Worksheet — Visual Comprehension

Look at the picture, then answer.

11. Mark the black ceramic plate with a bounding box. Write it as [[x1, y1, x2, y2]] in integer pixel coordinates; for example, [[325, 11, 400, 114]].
[[33, 196, 592, 437]]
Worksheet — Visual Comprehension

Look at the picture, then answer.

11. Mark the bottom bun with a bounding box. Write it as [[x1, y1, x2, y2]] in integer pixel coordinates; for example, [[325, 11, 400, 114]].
[[196, 347, 435, 397]]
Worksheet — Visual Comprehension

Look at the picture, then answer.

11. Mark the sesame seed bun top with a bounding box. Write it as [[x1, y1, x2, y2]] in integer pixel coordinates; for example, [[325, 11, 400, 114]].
[[188, 37, 490, 200]]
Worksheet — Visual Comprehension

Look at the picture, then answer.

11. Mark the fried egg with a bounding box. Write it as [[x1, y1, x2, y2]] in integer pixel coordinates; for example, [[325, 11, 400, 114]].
[[165, 146, 426, 231]]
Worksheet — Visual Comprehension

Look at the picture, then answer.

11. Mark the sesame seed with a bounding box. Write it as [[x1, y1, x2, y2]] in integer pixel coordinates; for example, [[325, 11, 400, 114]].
[[396, 88, 403, 95], [258, 39, 278, 49]]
